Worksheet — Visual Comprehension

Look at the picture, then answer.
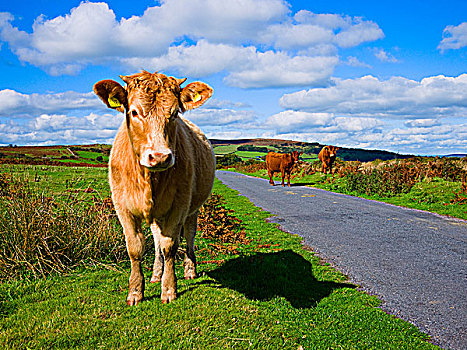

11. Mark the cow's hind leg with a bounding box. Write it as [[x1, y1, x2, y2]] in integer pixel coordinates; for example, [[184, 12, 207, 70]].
[[183, 212, 198, 280], [150, 223, 164, 283], [281, 169, 286, 187], [116, 208, 145, 306], [159, 228, 180, 303]]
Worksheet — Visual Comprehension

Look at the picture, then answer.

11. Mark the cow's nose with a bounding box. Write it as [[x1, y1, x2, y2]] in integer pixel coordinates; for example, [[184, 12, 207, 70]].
[[147, 152, 174, 169]]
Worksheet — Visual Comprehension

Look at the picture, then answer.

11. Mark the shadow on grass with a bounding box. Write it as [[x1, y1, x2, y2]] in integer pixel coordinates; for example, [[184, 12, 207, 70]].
[[206, 249, 354, 309]]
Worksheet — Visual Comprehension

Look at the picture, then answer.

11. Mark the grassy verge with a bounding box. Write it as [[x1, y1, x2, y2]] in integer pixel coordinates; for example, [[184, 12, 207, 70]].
[[0, 165, 438, 349]]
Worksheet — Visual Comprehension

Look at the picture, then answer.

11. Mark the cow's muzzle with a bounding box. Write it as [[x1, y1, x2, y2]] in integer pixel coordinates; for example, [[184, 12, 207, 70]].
[[141, 150, 175, 171]]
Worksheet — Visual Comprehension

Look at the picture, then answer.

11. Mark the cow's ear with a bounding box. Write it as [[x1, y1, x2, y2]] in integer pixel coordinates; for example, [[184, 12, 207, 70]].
[[180, 82, 213, 112], [93, 80, 127, 113]]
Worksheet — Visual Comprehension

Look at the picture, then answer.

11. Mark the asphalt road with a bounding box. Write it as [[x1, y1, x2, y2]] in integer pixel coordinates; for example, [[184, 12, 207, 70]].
[[216, 170, 467, 350]]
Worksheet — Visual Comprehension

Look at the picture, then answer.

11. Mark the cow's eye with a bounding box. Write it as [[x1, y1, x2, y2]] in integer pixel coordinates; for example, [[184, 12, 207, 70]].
[[130, 110, 138, 118]]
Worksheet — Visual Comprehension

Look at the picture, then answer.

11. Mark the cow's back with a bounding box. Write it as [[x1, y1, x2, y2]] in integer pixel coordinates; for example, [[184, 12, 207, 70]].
[[266, 152, 284, 172]]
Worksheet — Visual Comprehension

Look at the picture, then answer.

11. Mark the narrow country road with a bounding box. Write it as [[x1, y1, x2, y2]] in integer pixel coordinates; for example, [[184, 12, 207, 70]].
[[216, 170, 467, 350]]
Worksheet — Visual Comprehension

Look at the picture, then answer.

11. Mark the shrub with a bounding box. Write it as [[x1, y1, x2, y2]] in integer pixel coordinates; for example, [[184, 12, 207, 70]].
[[0, 174, 126, 280], [216, 153, 242, 169]]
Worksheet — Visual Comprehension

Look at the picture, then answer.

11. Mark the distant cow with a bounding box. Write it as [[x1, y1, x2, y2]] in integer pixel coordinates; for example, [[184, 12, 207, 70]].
[[94, 70, 215, 305], [318, 146, 339, 174], [266, 151, 302, 187]]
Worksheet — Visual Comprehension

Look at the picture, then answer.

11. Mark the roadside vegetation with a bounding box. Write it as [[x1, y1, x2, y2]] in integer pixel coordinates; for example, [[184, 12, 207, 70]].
[[220, 156, 467, 220], [0, 164, 439, 349]]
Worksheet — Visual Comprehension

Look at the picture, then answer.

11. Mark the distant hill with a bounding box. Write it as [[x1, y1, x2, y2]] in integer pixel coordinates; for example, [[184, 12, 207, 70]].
[[0, 139, 416, 166], [210, 138, 413, 162]]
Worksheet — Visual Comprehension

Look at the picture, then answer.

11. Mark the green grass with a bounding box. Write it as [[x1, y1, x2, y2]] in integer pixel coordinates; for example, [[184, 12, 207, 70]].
[[235, 151, 267, 160], [0, 164, 110, 197], [213, 145, 239, 155], [0, 165, 438, 349]]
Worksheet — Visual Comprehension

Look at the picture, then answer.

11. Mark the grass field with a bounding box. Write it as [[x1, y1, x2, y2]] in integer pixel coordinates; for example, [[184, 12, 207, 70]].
[[213, 145, 318, 162], [0, 164, 439, 349]]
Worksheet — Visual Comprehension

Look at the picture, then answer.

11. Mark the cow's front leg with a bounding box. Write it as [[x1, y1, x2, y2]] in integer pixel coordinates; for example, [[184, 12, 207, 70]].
[[150, 223, 164, 283], [280, 169, 286, 187], [287, 171, 291, 187], [159, 230, 180, 303], [268, 170, 275, 185], [117, 209, 145, 306]]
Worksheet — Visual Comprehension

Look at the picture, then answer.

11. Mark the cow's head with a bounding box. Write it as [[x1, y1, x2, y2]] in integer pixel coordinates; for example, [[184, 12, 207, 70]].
[[291, 151, 303, 162], [93, 70, 212, 171], [327, 146, 339, 158]]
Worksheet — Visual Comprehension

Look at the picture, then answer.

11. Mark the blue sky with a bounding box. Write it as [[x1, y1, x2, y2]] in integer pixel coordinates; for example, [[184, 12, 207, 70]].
[[0, 0, 466, 155]]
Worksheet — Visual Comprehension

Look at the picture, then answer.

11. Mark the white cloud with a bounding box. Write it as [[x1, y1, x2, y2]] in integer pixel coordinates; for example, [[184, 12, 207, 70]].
[[404, 119, 440, 128], [122, 40, 253, 78], [185, 108, 256, 127], [335, 19, 384, 48], [127, 41, 338, 88], [0, 1, 384, 87], [343, 56, 371, 68], [258, 23, 334, 50], [0, 89, 102, 117], [223, 52, 338, 88], [279, 74, 467, 118], [0, 112, 123, 146], [266, 111, 334, 132], [438, 22, 467, 51], [292, 11, 384, 48], [272, 73, 467, 154], [373, 48, 398, 63]]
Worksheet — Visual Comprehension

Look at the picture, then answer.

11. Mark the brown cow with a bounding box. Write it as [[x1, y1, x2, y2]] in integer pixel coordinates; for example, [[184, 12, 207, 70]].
[[93, 70, 215, 305], [265, 151, 302, 187], [318, 145, 339, 174]]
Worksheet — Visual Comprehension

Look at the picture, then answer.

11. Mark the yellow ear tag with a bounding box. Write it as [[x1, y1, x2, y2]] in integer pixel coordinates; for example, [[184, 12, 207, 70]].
[[193, 92, 201, 103], [108, 97, 121, 108]]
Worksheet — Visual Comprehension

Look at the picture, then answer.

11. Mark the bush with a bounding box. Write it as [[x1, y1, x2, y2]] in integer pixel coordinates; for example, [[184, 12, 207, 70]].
[[0, 174, 126, 280], [341, 157, 467, 197], [216, 153, 242, 169]]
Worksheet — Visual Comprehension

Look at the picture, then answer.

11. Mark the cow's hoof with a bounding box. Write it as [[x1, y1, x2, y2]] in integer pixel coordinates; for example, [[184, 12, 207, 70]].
[[161, 291, 177, 304], [127, 291, 143, 306]]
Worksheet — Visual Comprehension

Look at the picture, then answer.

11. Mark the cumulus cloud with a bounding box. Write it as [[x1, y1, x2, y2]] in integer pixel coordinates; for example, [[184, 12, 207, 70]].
[[0, 112, 123, 145], [0, 87, 257, 145], [266, 111, 334, 132], [224, 52, 338, 88], [279, 74, 467, 118], [438, 22, 467, 51], [373, 48, 398, 63], [292, 10, 384, 48], [185, 107, 256, 127], [0, 89, 102, 117], [343, 56, 371, 68], [270, 73, 467, 154], [0, 1, 384, 87], [126, 41, 338, 88]]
